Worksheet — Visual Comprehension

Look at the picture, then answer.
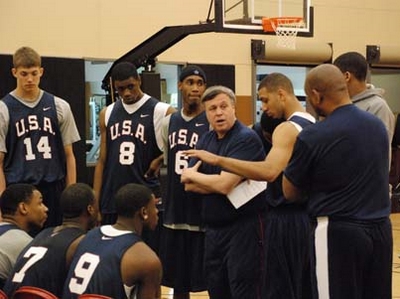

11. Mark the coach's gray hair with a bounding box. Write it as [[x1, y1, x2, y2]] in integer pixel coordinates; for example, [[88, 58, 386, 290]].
[[201, 85, 236, 105]]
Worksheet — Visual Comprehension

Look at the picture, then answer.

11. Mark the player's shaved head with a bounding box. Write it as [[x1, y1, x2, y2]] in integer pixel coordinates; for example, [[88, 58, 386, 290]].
[[305, 64, 348, 101], [305, 64, 352, 116]]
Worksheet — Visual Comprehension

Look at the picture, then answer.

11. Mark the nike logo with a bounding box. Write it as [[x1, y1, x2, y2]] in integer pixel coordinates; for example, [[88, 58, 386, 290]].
[[195, 123, 205, 127], [140, 114, 150, 118], [43, 107, 51, 111], [101, 236, 113, 240]]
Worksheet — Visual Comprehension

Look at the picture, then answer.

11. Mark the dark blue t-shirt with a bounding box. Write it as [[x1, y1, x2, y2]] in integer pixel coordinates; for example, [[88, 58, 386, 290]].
[[193, 120, 267, 226], [284, 105, 390, 220]]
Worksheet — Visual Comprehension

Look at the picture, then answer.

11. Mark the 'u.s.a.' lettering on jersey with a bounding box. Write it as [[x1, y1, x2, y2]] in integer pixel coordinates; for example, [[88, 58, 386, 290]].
[[109, 120, 146, 144], [15, 115, 56, 137], [168, 129, 199, 149]]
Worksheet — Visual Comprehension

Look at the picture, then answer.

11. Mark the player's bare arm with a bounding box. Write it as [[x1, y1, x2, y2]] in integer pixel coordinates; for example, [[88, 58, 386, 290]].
[[93, 108, 107, 199], [183, 149, 219, 166], [184, 122, 299, 182], [166, 106, 177, 116], [282, 175, 303, 202], [65, 235, 85, 268], [64, 144, 76, 187], [122, 242, 162, 299], [144, 155, 164, 179], [181, 161, 243, 195]]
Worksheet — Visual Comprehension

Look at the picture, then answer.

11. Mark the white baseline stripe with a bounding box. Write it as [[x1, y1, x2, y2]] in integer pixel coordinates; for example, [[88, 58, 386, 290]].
[[315, 216, 330, 299]]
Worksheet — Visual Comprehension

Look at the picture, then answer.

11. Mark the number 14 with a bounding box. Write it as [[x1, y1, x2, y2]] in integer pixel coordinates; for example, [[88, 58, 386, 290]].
[[23, 136, 52, 160]]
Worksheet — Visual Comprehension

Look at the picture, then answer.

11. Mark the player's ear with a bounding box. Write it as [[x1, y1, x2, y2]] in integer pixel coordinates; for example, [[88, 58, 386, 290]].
[[87, 204, 95, 216], [140, 207, 148, 221], [343, 71, 351, 82], [18, 202, 29, 215], [313, 89, 325, 104], [11, 68, 17, 78]]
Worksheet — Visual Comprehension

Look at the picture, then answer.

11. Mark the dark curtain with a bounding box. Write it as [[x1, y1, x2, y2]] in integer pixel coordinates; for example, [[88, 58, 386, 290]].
[[194, 64, 235, 91]]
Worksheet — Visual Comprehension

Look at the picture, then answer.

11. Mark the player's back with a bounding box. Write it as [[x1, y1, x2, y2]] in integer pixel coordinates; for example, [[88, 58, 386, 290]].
[[63, 226, 141, 299], [299, 105, 390, 219], [3, 226, 85, 297]]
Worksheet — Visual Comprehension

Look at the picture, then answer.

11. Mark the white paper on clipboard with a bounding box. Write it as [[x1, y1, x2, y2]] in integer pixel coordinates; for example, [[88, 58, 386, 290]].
[[227, 180, 267, 209]]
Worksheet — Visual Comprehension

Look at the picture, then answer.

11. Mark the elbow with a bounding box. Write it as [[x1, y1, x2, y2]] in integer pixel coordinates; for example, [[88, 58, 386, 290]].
[[184, 184, 190, 192], [283, 190, 298, 202], [184, 183, 195, 193], [219, 182, 236, 195], [265, 172, 279, 183], [64, 145, 76, 161], [256, 166, 280, 182], [282, 175, 300, 202], [219, 187, 230, 196]]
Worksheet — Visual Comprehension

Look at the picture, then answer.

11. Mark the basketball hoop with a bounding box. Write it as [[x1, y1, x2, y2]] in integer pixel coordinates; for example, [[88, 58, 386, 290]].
[[262, 17, 304, 50]]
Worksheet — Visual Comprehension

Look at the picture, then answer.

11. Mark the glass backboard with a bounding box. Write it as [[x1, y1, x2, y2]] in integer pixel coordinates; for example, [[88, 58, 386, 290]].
[[223, 0, 312, 36]]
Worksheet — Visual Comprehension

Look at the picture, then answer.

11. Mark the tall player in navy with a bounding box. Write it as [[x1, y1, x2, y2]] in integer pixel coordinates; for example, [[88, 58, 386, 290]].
[[3, 183, 99, 298], [93, 62, 175, 226], [185, 74, 316, 299], [283, 64, 392, 299], [181, 86, 267, 299], [0, 47, 80, 229], [159, 65, 209, 299], [63, 183, 162, 299]]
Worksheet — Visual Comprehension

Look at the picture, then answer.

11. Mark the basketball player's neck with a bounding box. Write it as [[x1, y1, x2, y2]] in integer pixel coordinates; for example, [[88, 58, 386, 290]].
[[61, 219, 82, 228], [114, 220, 140, 235], [284, 98, 306, 120], [15, 87, 41, 102], [183, 103, 203, 117]]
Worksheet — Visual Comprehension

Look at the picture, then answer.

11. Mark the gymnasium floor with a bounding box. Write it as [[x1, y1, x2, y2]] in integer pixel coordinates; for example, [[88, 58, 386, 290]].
[[161, 213, 400, 299]]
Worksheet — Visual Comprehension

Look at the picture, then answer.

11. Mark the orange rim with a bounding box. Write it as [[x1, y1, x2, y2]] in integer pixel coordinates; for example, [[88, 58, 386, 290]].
[[262, 17, 303, 32]]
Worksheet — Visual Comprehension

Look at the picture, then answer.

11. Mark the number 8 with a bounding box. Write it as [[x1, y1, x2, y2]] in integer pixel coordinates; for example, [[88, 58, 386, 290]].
[[119, 141, 135, 165]]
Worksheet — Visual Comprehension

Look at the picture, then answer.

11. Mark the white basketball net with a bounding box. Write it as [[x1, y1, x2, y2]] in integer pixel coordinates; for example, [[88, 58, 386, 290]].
[[271, 18, 304, 50]]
